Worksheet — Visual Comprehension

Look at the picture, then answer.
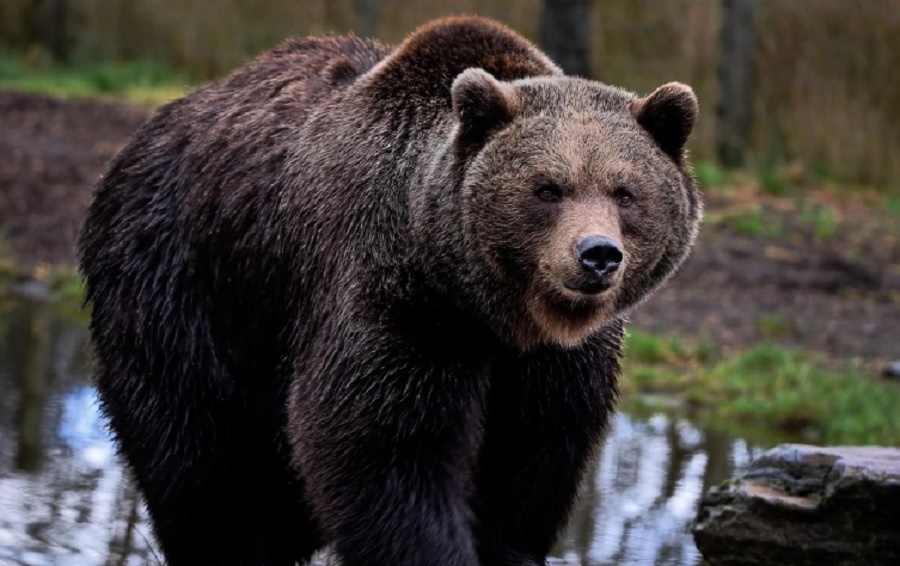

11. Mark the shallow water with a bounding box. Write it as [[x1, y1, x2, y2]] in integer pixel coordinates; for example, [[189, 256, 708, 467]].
[[0, 296, 769, 566], [555, 414, 764, 565]]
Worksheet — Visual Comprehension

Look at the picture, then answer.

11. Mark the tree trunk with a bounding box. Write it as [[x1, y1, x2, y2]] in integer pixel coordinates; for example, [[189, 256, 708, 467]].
[[716, 0, 757, 168], [540, 0, 592, 77], [354, 0, 381, 39], [28, 0, 68, 61]]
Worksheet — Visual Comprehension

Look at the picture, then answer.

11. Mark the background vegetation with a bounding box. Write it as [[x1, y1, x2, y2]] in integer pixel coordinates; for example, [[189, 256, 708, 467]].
[[2, 0, 899, 190]]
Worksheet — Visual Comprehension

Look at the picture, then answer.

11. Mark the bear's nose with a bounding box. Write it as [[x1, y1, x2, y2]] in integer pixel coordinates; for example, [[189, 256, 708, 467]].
[[576, 236, 623, 275]]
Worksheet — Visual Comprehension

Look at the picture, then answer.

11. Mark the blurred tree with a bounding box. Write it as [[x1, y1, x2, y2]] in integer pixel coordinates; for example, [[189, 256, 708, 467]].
[[48, 0, 67, 61], [540, 0, 592, 76], [716, 0, 756, 168], [354, 0, 382, 38], [29, 0, 69, 62]]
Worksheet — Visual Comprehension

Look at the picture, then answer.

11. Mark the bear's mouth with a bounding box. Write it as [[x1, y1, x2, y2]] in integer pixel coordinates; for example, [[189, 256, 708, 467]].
[[524, 281, 618, 347], [524, 265, 621, 340], [538, 280, 614, 314], [561, 265, 622, 297], [563, 278, 613, 295], [532, 263, 621, 305]]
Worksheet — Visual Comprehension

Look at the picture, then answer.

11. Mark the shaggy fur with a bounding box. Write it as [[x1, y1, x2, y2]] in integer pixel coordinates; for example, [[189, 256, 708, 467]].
[[78, 16, 701, 566]]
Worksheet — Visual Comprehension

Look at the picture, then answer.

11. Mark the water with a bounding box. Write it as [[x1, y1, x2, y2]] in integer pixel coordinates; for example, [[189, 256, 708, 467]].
[[554, 415, 764, 565], [0, 295, 770, 566]]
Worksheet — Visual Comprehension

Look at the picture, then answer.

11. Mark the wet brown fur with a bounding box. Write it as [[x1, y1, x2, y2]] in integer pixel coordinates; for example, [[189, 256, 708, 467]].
[[77, 16, 701, 566]]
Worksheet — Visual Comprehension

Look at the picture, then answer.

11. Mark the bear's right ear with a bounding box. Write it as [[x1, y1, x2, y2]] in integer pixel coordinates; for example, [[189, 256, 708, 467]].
[[451, 68, 519, 147]]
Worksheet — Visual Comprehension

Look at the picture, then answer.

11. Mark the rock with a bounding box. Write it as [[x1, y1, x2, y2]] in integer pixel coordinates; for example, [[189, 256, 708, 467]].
[[883, 360, 900, 379], [693, 444, 900, 566]]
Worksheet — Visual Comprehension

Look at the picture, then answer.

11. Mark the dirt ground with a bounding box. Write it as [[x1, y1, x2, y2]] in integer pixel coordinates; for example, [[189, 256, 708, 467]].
[[2, 90, 898, 371], [0, 91, 148, 264]]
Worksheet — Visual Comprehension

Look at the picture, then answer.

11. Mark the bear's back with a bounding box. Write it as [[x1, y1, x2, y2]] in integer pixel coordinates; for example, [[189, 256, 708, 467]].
[[194, 34, 391, 126]]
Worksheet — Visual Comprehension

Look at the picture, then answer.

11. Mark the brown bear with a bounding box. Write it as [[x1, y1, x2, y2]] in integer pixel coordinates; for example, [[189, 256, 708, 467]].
[[78, 16, 701, 566]]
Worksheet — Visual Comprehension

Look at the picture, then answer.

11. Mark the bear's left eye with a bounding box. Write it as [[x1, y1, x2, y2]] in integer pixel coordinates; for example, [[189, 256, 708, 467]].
[[615, 187, 634, 208], [535, 184, 562, 203]]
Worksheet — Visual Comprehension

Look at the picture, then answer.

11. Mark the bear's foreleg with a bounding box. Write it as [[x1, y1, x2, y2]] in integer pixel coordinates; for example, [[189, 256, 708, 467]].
[[470, 326, 622, 565], [289, 327, 487, 566]]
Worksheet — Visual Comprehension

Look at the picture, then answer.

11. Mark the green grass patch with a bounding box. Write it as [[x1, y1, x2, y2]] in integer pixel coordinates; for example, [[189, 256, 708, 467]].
[[0, 50, 190, 104], [754, 313, 793, 339], [886, 193, 900, 217], [797, 201, 838, 240], [758, 162, 790, 196], [622, 330, 690, 364], [621, 330, 900, 445], [731, 209, 784, 238], [693, 161, 728, 190]]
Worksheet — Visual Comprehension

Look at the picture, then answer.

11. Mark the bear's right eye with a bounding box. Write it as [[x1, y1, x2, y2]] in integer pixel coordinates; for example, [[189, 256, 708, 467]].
[[535, 184, 562, 203]]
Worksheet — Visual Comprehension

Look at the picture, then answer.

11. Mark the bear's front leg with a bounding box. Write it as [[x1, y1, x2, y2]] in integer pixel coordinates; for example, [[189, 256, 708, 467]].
[[289, 324, 487, 566], [471, 321, 624, 566]]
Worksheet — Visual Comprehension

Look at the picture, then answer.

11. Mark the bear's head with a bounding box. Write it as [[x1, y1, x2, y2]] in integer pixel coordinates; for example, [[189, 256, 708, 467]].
[[437, 69, 702, 348]]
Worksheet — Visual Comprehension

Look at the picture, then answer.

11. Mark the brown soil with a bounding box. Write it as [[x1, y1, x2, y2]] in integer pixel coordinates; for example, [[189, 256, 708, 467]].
[[2, 90, 898, 370], [0, 91, 149, 264], [634, 185, 900, 371]]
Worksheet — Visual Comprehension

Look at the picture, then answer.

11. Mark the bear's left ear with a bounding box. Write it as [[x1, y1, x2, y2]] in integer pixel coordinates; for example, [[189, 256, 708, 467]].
[[631, 82, 699, 163], [451, 68, 519, 147]]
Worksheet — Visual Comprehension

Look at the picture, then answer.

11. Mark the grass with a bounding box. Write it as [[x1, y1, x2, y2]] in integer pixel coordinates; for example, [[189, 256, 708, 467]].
[[758, 163, 790, 196], [702, 182, 900, 256], [754, 313, 793, 340], [797, 201, 838, 240], [886, 194, 900, 216], [620, 329, 900, 446], [693, 161, 728, 190], [0, 50, 190, 105], [730, 208, 785, 238]]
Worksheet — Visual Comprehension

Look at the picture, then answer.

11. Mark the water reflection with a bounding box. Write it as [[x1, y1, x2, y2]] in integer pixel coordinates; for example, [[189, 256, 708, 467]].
[[0, 297, 156, 565], [556, 415, 765, 565], [0, 297, 767, 565]]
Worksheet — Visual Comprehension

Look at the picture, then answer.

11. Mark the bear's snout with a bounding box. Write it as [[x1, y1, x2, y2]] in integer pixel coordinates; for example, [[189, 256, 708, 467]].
[[565, 235, 623, 294], [576, 235, 622, 276]]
